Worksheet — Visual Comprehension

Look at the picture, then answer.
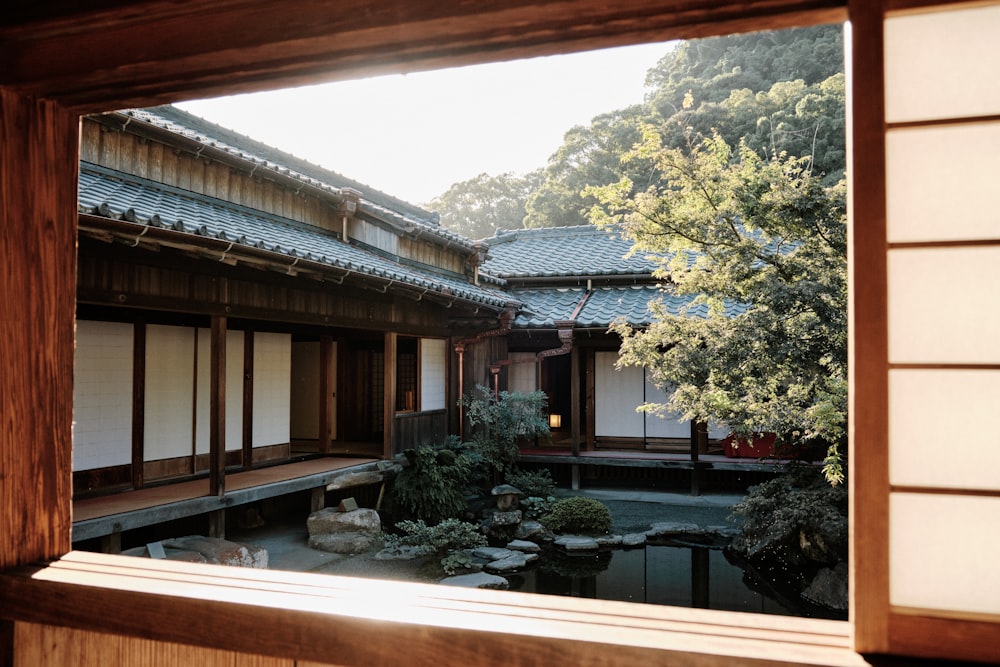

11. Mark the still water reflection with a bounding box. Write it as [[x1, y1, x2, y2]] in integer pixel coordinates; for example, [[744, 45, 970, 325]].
[[507, 545, 837, 618]]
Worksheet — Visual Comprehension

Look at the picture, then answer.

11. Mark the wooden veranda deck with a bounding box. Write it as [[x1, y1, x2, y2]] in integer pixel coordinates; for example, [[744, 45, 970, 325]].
[[518, 448, 811, 493], [72, 456, 379, 544]]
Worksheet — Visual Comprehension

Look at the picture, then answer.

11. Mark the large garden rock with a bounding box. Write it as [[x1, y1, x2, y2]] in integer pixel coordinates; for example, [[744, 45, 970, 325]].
[[307, 507, 381, 555], [308, 507, 381, 536], [123, 536, 269, 568], [801, 561, 849, 611]]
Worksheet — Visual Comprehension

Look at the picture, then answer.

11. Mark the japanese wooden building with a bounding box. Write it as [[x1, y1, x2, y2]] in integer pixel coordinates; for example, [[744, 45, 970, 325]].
[[2, 1, 1000, 665]]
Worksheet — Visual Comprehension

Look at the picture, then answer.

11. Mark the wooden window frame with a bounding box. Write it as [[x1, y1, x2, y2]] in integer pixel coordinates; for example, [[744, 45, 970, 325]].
[[4, 0, 997, 664]]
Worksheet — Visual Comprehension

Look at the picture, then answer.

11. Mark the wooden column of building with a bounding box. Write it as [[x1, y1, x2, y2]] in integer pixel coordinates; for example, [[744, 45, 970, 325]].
[[0, 90, 77, 569], [383, 332, 397, 460], [570, 346, 581, 456], [130, 320, 146, 490], [319, 335, 334, 454], [209, 316, 227, 538], [241, 329, 254, 471], [584, 350, 596, 451]]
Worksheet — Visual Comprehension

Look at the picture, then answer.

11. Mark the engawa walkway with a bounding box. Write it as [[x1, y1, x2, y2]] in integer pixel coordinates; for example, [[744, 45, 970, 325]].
[[73, 457, 378, 543], [517, 448, 809, 492]]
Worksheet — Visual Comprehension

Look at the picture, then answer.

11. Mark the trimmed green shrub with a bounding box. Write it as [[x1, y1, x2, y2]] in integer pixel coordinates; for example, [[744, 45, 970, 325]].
[[392, 446, 472, 522], [506, 468, 556, 498], [384, 518, 487, 556], [540, 496, 612, 535]]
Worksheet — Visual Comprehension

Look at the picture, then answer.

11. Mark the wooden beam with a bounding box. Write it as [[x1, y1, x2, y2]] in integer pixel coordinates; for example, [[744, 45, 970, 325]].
[[0, 89, 77, 569], [209, 315, 226, 497], [0, 552, 862, 667], [0, 0, 846, 112]]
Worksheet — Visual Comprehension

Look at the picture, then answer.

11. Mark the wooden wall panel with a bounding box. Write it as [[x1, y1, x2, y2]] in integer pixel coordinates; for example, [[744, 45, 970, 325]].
[[13, 623, 295, 667], [0, 89, 77, 568]]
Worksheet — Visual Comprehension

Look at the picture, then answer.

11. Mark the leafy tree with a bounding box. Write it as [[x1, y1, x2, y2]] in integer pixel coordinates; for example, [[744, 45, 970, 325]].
[[524, 105, 656, 229], [586, 130, 847, 484], [429, 170, 543, 238]]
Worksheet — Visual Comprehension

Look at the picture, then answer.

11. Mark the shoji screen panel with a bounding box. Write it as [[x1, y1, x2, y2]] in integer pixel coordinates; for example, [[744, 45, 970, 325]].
[[880, 1, 1000, 657]]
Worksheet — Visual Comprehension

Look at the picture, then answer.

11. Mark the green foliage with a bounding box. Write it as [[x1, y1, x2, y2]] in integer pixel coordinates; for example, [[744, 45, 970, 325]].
[[462, 385, 550, 483], [440, 551, 479, 576], [384, 518, 487, 557], [519, 495, 556, 521], [505, 467, 557, 498], [429, 170, 543, 238], [540, 496, 613, 535], [392, 446, 472, 522], [730, 467, 848, 566], [586, 130, 847, 484]]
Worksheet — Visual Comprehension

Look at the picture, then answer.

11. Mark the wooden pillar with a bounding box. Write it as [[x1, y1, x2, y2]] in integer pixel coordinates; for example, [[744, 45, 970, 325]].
[[383, 332, 397, 460], [310, 487, 326, 513], [570, 346, 581, 457], [689, 420, 701, 496], [584, 350, 596, 451], [0, 90, 77, 569], [319, 335, 334, 454], [241, 329, 254, 470], [209, 315, 226, 497], [131, 320, 147, 490]]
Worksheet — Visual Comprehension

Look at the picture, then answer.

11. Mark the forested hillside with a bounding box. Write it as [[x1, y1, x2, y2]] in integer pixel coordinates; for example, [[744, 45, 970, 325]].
[[428, 24, 844, 238]]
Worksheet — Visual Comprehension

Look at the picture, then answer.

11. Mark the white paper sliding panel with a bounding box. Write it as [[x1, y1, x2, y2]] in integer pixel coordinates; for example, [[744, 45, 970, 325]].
[[643, 374, 689, 438], [890, 369, 1000, 491], [419, 338, 447, 411], [144, 325, 195, 462], [194, 329, 244, 455], [891, 492, 1000, 615], [887, 122, 1000, 243], [595, 351, 644, 438], [507, 352, 537, 394], [885, 4, 1000, 123], [252, 332, 291, 448], [73, 320, 133, 471], [290, 341, 320, 440], [888, 247, 1000, 364]]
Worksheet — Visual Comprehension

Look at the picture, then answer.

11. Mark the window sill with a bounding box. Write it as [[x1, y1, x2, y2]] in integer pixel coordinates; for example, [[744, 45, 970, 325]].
[[0, 551, 865, 666]]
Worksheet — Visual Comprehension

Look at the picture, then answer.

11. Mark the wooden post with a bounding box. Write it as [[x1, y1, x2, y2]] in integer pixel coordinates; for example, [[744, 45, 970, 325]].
[[210, 315, 226, 498], [131, 320, 146, 490], [310, 487, 325, 513], [689, 420, 701, 496], [584, 349, 596, 451], [242, 329, 254, 470], [0, 90, 77, 569], [383, 332, 397, 460], [570, 345, 581, 457], [319, 335, 333, 454], [208, 509, 225, 539]]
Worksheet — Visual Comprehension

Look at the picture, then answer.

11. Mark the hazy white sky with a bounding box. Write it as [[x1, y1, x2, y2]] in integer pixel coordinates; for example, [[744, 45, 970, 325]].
[[176, 41, 674, 206]]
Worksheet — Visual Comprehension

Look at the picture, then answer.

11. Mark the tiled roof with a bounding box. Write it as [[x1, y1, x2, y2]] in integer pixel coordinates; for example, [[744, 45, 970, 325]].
[[117, 106, 475, 252], [511, 285, 746, 328], [78, 164, 513, 309], [480, 225, 682, 279]]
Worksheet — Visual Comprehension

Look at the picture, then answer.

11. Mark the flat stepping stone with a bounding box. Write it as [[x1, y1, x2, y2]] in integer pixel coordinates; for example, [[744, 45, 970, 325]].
[[622, 533, 647, 548], [596, 535, 623, 547], [473, 546, 514, 560], [485, 553, 529, 573], [553, 536, 601, 551], [439, 572, 509, 590], [506, 539, 540, 553]]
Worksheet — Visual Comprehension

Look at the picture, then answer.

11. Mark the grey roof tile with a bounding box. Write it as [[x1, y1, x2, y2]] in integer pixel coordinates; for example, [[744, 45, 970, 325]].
[[480, 225, 684, 279], [118, 107, 474, 252], [78, 165, 512, 308], [511, 285, 746, 328]]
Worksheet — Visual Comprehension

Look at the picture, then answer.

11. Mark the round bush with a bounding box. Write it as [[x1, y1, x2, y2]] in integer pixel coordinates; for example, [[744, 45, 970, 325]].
[[540, 496, 612, 535]]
